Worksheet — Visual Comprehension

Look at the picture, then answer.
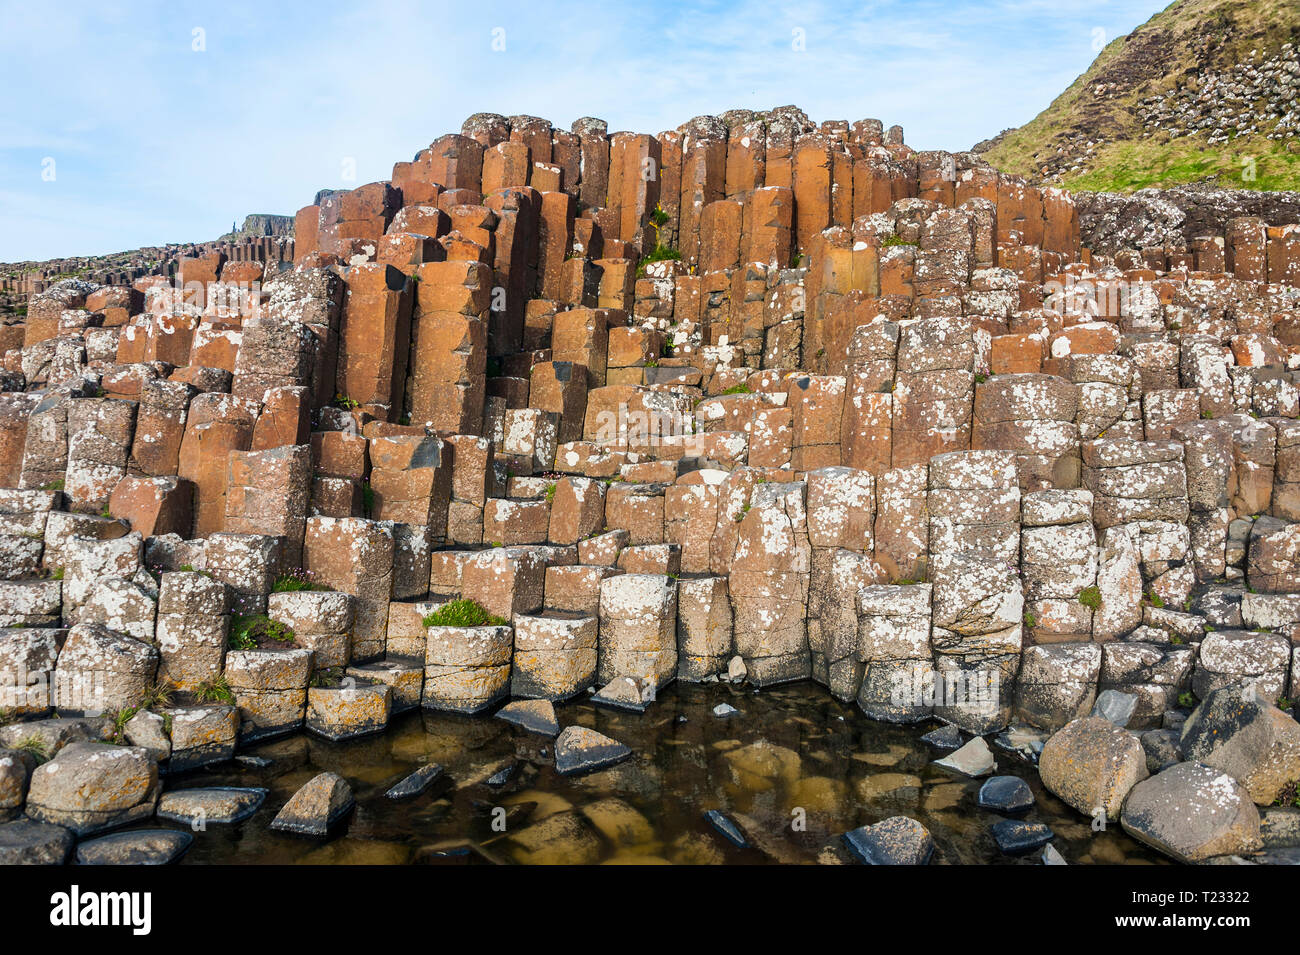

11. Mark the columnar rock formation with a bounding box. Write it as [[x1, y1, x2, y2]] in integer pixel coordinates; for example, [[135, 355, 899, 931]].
[[2, 106, 1299, 864]]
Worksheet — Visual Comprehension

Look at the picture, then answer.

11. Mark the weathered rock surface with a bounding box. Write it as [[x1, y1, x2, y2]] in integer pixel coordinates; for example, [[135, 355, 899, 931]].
[[3, 96, 1300, 871], [494, 698, 559, 736], [1180, 688, 1300, 806], [157, 786, 268, 825], [25, 743, 159, 836], [1038, 717, 1148, 821], [0, 818, 74, 864], [76, 828, 194, 865], [269, 772, 354, 836], [841, 816, 934, 865], [553, 726, 631, 776], [1121, 762, 1262, 863]]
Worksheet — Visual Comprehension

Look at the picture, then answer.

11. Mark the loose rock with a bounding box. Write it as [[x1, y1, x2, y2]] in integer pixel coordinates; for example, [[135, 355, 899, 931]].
[[157, 787, 268, 825], [842, 816, 934, 865], [269, 772, 355, 836], [1121, 762, 1261, 863], [76, 829, 194, 865], [554, 726, 632, 776]]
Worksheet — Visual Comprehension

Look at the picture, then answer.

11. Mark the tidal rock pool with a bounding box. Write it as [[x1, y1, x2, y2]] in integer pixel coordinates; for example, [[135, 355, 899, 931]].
[[159, 683, 1165, 865]]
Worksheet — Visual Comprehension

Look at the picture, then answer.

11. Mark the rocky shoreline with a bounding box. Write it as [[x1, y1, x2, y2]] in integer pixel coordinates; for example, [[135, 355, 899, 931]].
[[2, 106, 1300, 865]]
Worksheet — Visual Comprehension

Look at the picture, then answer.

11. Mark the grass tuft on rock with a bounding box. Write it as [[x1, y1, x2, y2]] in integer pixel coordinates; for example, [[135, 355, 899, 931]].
[[272, 568, 331, 593], [14, 734, 51, 763], [422, 599, 507, 628], [192, 675, 235, 705], [1077, 585, 1103, 611]]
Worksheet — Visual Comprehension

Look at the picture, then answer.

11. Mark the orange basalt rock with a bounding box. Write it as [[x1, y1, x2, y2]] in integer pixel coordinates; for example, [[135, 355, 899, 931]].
[[339, 264, 412, 419], [108, 475, 192, 538], [408, 260, 489, 432], [177, 393, 259, 538]]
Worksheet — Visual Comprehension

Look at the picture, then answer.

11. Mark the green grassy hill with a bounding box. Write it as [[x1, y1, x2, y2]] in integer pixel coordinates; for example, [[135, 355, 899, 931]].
[[981, 0, 1300, 192]]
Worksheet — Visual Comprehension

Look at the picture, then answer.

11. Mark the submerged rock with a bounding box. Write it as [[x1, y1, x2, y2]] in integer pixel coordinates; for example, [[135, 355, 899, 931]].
[[580, 797, 655, 847], [1042, 843, 1068, 865], [920, 723, 962, 750], [977, 775, 1035, 814], [592, 675, 656, 713], [507, 811, 602, 864], [704, 809, 750, 848], [991, 819, 1054, 856], [385, 763, 446, 800], [842, 816, 934, 865], [157, 787, 268, 825], [554, 726, 632, 775], [495, 699, 560, 736], [76, 829, 194, 865], [1121, 762, 1261, 863], [934, 737, 995, 777], [269, 772, 355, 836]]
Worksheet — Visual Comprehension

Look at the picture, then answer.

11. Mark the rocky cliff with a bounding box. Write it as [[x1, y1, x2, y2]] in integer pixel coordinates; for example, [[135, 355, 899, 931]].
[[979, 0, 1300, 192]]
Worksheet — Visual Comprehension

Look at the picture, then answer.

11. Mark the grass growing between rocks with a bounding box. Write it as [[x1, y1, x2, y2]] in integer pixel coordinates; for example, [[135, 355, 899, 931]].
[[272, 568, 331, 593], [192, 675, 235, 705], [108, 708, 136, 743], [636, 244, 682, 277], [422, 599, 507, 628], [13, 734, 50, 764], [1077, 586, 1103, 611], [139, 683, 173, 710], [229, 614, 295, 650], [310, 666, 346, 689], [1273, 780, 1300, 808], [637, 203, 682, 277], [881, 234, 918, 247]]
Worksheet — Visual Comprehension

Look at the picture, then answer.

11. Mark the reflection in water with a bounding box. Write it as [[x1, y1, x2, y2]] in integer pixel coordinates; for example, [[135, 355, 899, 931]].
[[166, 682, 1164, 865]]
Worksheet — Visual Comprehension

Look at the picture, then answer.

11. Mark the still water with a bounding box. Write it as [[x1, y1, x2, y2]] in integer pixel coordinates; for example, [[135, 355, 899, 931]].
[[166, 682, 1165, 865]]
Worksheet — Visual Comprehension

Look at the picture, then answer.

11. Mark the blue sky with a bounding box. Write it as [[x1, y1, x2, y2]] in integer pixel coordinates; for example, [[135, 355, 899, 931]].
[[0, 0, 1171, 263]]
